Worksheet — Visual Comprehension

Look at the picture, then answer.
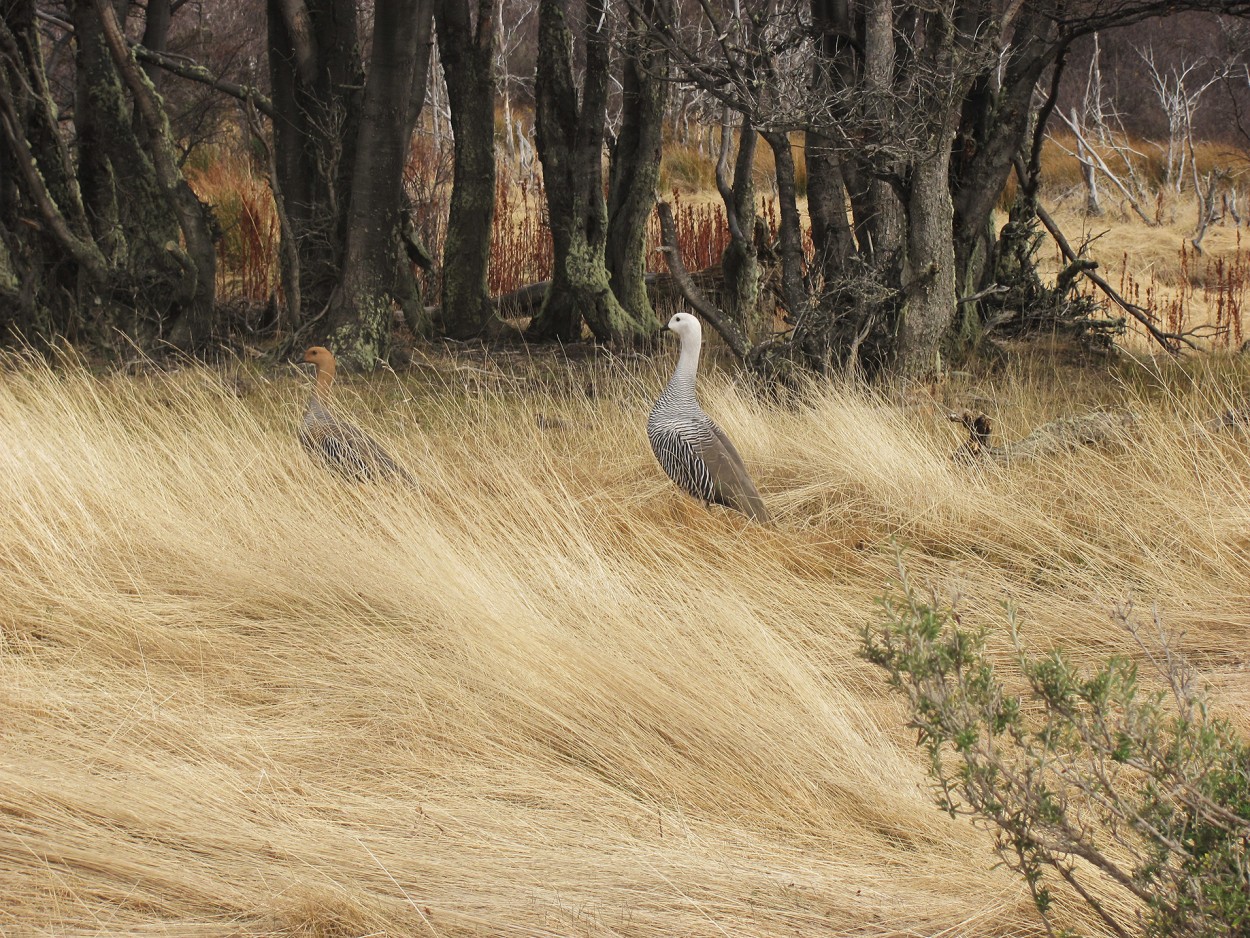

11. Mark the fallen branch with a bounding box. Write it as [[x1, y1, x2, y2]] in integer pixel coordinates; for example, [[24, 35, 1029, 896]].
[[958, 283, 1008, 305], [493, 280, 550, 318], [1013, 157, 1191, 354], [950, 408, 1138, 464]]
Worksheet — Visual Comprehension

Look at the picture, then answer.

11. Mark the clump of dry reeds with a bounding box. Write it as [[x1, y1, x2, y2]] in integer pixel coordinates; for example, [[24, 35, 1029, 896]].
[[490, 177, 552, 294], [2, 346, 1248, 936], [187, 147, 279, 305]]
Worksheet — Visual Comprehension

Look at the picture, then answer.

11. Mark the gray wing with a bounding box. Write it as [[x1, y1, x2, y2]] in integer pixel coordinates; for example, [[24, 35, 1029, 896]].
[[649, 417, 769, 523], [695, 420, 770, 522], [300, 413, 416, 486]]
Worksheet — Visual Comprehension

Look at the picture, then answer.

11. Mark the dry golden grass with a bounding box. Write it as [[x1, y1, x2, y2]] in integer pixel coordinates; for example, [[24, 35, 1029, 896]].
[[1037, 201, 1250, 350], [3, 345, 1249, 936]]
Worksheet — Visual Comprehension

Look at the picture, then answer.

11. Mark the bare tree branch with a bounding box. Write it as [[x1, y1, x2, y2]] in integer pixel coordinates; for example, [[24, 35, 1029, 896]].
[[32, 10, 276, 119], [134, 46, 276, 119], [655, 198, 750, 360], [1014, 157, 1189, 353]]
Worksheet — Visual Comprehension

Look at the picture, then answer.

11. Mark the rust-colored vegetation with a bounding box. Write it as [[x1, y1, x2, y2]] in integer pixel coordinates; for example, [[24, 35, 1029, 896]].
[[189, 132, 1249, 346]]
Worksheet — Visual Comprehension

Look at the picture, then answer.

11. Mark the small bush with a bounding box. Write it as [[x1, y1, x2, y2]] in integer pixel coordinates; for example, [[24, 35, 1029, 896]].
[[861, 559, 1250, 937]]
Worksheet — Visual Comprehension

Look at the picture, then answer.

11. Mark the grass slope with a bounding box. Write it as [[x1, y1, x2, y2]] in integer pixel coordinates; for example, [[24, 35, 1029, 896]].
[[2, 346, 1248, 936]]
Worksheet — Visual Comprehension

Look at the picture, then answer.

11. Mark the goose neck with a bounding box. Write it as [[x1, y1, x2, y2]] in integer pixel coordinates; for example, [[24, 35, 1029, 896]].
[[314, 365, 334, 399], [673, 334, 701, 381]]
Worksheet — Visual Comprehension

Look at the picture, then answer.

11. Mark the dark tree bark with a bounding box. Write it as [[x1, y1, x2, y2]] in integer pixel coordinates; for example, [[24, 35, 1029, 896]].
[[528, 0, 653, 346], [435, 0, 498, 340], [717, 112, 763, 341], [948, 6, 1063, 346], [268, 0, 436, 367], [897, 146, 959, 374], [762, 131, 807, 322], [139, 0, 171, 91], [0, 0, 215, 352], [267, 0, 364, 325], [807, 0, 905, 273], [321, 0, 434, 367], [804, 130, 855, 285], [605, 0, 669, 333], [1, 0, 104, 334], [891, 7, 970, 375]]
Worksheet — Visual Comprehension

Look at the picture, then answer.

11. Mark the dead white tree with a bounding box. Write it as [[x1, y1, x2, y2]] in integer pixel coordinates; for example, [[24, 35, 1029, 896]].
[[1138, 46, 1238, 251], [1048, 35, 1162, 223], [1053, 108, 1158, 225], [1076, 34, 1107, 214], [494, 0, 537, 175], [1138, 46, 1223, 195]]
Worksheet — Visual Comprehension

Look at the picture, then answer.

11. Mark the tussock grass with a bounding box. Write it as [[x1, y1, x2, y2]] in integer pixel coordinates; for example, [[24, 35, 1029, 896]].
[[2, 347, 1249, 935]]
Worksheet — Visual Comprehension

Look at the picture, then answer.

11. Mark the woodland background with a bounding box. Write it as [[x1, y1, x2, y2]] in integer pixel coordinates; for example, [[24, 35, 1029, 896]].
[[4, 1, 1250, 375]]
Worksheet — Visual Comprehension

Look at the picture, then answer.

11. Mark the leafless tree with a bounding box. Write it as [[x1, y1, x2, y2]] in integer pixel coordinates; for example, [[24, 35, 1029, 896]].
[[643, 0, 1250, 375], [1139, 45, 1225, 193]]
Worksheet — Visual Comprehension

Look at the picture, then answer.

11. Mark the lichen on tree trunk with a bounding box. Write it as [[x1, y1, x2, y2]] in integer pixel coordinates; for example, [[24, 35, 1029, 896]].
[[604, 0, 667, 341], [528, 0, 651, 347], [317, 0, 434, 366], [65, 0, 215, 351]]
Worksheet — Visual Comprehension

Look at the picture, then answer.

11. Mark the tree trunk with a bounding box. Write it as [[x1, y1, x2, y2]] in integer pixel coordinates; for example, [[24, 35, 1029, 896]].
[[139, 0, 170, 91], [74, 0, 216, 350], [435, 0, 498, 340], [323, 0, 434, 368], [897, 142, 958, 376], [855, 0, 905, 264], [605, 0, 668, 334], [267, 0, 364, 323], [804, 130, 855, 284], [762, 131, 807, 321], [0, 0, 104, 337], [528, 0, 647, 346], [718, 113, 762, 341], [950, 7, 1059, 309]]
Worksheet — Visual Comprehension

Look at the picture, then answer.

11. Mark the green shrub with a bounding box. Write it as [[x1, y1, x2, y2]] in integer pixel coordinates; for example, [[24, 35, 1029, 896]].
[[861, 559, 1250, 937]]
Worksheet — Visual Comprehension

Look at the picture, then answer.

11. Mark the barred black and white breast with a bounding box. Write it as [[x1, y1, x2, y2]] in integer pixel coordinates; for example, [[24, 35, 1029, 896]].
[[300, 392, 415, 486], [647, 313, 769, 522], [647, 392, 718, 503]]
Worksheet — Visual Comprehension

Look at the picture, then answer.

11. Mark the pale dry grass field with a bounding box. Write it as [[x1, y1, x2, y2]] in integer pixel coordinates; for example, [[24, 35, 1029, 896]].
[[2, 345, 1249, 936], [1038, 199, 1248, 349]]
